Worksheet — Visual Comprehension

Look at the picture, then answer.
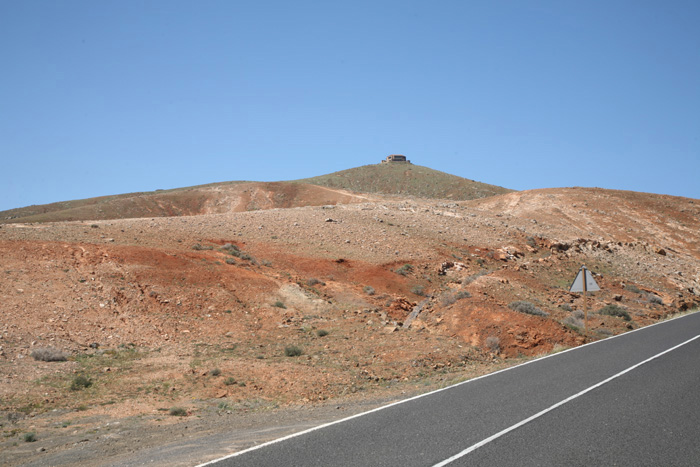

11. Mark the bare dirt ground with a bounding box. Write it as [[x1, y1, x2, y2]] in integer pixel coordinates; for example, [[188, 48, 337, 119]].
[[1, 187, 699, 466]]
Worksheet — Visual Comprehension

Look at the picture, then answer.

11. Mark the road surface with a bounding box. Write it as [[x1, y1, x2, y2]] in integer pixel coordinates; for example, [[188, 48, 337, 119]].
[[199, 311, 700, 466]]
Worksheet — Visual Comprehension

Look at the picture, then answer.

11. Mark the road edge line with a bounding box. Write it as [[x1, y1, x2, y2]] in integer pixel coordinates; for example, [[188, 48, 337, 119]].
[[432, 333, 700, 466], [195, 310, 699, 466]]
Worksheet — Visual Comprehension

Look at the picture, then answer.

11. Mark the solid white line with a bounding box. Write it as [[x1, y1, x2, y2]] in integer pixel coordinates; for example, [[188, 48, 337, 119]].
[[195, 310, 698, 467], [432, 333, 700, 467]]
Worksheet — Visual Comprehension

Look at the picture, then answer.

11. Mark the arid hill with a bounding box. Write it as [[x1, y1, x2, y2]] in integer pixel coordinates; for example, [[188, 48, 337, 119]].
[[1, 180, 698, 465], [296, 163, 512, 200], [0, 182, 371, 224], [0, 164, 510, 224]]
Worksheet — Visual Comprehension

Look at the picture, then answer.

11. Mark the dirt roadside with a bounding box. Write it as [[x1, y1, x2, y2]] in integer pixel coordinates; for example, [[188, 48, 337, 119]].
[[1, 361, 519, 467]]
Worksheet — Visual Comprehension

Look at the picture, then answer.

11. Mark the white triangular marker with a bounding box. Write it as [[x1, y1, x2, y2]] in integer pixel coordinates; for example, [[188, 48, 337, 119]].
[[570, 266, 600, 292]]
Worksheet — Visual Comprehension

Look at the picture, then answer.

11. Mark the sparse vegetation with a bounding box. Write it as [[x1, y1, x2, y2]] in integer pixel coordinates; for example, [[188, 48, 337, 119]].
[[224, 377, 237, 386], [70, 375, 92, 391], [411, 285, 425, 296], [646, 293, 663, 305], [526, 236, 537, 248], [485, 336, 501, 353], [217, 402, 234, 413], [220, 243, 240, 255], [23, 432, 37, 443], [441, 290, 471, 306], [625, 284, 642, 294], [306, 278, 324, 286], [508, 301, 549, 317], [192, 243, 213, 251], [209, 368, 221, 377], [363, 285, 375, 296], [169, 407, 187, 417], [284, 345, 303, 357], [395, 264, 413, 276], [31, 347, 68, 362], [563, 315, 584, 331], [316, 329, 329, 337], [560, 304, 573, 312], [463, 270, 488, 285], [295, 163, 511, 201], [598, 304, 631, 321], [273, 300, 286, 309]]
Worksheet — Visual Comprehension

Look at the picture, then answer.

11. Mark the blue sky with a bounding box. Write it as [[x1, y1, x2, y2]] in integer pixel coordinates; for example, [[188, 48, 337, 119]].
[[1, 1, 699, 211]]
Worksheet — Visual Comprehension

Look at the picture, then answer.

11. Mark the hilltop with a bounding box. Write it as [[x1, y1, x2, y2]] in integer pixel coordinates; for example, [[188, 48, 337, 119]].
[[0, 163, 510, 224], [1, 174, 699, 465], [296, 163, 512, 200]]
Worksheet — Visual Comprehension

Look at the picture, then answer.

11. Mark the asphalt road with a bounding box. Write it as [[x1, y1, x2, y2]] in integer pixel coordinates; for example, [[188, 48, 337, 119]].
[[199, 311, 700, 467]]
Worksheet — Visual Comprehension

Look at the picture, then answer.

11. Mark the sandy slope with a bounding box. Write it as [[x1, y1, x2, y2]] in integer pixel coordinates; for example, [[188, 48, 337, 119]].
[[0, 187, 698, 465]]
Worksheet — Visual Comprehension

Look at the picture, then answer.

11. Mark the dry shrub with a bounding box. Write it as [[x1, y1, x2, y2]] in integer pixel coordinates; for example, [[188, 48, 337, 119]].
[[31, 347, 68, 362]]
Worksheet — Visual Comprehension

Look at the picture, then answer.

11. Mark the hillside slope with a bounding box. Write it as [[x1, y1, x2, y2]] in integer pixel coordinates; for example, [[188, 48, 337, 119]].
[[1, 164, 510, 224], [1, 186, 699, 465], [296, 163, 512, 200], [0, 182, 372, 224]]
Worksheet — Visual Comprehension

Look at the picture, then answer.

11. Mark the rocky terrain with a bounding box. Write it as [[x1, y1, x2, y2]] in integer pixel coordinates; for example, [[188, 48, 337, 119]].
[[0, 173, 698, 465]]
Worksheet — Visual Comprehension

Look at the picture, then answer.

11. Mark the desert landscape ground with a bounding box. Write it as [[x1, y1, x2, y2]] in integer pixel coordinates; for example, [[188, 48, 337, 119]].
[[1, 164, 698, 465]]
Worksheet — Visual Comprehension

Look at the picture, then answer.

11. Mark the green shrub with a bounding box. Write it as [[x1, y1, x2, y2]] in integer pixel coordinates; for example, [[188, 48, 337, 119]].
[[23, 432, 37, 443], [316, 329, 329, 337], [192, 243, 213, 251], [363, 286, 375, 296], [220, 243, 240, 255], [169, 407, 187, 417], [598, 304, 631, 321], [70, 375, 92, 391], [210, 368, 221, 377], [307, 278, 323, 286], [508, 301, 549, 317], [31, 347, 68, 362], [455, 290, 471, 300], [560, 304, 573, 312], [224, 377, 237, 386], [625, 284, 642, 294], [395, 264, 413, 276], [217, 401, 233, 412], [284, 345, 303, 357], [273, 300, 286, 309], [411, 285, 425, 296]]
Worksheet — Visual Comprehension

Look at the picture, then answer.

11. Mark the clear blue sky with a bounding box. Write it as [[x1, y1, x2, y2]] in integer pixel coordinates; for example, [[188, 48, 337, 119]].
[[2, 1, 699, 211]]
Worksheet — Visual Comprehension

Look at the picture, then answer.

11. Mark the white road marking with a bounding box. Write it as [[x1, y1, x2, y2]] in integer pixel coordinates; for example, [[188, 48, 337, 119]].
[[432, 333, 700, 467], [195, 312, 698, 467]]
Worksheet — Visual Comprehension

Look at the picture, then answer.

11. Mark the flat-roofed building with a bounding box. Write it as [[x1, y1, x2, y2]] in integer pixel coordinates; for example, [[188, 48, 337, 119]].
[[381, 154, 411, 164]]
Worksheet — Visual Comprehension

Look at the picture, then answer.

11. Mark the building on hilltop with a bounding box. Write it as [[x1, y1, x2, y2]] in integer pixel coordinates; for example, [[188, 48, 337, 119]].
[[381, 154, 411, 164]]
